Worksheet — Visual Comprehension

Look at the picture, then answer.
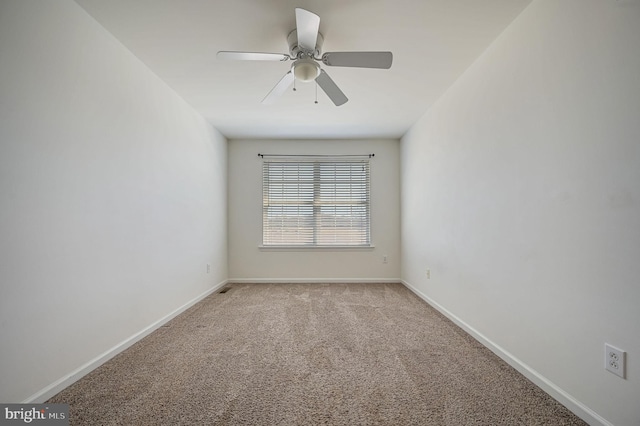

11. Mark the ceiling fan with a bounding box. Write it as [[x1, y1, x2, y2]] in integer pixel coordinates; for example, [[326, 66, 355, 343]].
[[217, 8, 393, 106]]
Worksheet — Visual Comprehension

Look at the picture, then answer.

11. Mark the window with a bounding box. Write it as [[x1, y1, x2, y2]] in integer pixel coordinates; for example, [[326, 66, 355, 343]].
[[262, 159, 371, 247]]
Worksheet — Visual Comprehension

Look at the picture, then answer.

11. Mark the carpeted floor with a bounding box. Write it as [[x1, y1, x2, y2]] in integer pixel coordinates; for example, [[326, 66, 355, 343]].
[[48, 282, 587, 425]]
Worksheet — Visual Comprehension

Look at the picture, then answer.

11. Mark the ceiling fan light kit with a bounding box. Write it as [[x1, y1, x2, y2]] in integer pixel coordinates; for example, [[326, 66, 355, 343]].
[[293, 58, 320, 82], [217, 8, 393, 106]]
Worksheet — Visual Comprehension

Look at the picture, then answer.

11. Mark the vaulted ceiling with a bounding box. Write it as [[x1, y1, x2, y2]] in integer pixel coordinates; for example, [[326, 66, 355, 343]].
[[75, 0, 532, 139]]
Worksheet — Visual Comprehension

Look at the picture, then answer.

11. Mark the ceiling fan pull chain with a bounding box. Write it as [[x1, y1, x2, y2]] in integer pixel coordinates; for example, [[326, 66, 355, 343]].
[[315, 81, 318, 104], [293, 79, 297, 92]]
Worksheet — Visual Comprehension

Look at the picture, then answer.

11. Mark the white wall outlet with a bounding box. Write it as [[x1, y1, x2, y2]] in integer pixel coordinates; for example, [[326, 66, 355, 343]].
[[605, 343, 626, 378], [426, 269, 431, 279], [383, 255, 388, 264], [206, 263, 211, 274]]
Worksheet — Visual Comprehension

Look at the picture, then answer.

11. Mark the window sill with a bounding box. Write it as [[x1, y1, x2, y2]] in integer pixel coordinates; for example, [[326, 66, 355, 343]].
[[259, 245, 375, 252]]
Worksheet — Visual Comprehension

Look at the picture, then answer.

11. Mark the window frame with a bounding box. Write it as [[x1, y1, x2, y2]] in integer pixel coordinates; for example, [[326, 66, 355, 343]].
[[261, 158, 372, 249]]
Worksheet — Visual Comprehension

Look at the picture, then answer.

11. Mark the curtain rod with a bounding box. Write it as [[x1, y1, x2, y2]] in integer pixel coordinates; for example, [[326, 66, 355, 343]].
[[258, 153, 374, 158]]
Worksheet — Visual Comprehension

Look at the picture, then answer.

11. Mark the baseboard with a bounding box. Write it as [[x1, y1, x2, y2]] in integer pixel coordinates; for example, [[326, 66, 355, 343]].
[[229, 278, 402, 284], [24, 279, 229, 403], [401, 279, 611, 426]]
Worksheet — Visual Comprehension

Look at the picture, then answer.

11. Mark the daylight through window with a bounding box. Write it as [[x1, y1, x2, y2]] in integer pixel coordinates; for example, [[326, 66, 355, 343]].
[[262, 159, 371, 246]]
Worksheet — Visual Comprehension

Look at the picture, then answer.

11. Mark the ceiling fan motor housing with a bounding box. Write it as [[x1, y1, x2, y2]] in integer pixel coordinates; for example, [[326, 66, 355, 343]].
[[287, 29, 324, 58]]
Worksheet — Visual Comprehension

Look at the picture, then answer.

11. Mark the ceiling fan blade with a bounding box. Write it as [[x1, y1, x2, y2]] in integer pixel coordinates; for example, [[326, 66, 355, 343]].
[[295, 8, 320, 51], [322, 52, 393, 69], [217, 51, 289, 61], [315, 70, 348, 106], [262, 71, 295, 105]]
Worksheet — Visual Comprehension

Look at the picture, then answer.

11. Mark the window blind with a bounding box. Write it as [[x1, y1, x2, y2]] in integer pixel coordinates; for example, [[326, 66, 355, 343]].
[[262, 160, 371, 246]]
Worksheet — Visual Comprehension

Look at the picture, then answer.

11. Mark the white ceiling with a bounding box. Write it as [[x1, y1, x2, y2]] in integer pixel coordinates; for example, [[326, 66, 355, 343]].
[[74, 0, 532, 140]]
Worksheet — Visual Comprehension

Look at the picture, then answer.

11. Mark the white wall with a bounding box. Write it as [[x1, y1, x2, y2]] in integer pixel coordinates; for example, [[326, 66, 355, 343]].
[[228, 139, 400, 281], [400, 1, 640, 425], [0, 0, 227, 403]]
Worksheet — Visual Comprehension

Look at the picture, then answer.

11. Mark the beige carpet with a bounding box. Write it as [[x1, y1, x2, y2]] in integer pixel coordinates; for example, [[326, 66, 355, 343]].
[[48, 282, 587, 425]]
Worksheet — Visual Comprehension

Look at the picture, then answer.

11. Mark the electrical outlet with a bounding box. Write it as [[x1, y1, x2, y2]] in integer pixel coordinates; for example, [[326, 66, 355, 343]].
[[383, 255, 388, 264], [207, 263, 211, 274], [605, 343, 626, 378], [426, 269, 431, 279]]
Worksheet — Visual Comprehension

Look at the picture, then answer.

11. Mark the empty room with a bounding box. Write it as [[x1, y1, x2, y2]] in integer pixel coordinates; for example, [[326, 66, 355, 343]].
[[1, 0, 638, 425]]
